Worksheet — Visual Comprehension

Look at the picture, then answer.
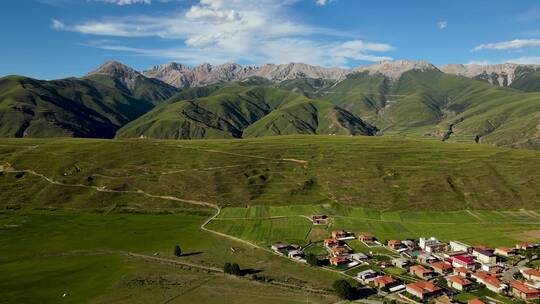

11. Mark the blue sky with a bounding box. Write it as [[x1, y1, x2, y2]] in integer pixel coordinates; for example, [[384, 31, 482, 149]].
[[3, 0, 540, 79]]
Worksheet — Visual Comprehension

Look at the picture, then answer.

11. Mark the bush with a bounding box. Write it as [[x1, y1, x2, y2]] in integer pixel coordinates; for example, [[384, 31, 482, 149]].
[[333, 280, 355, 300], [306, 253, 319, 266], [174, 245, 182, 257], [224, 262, 232, 274], [231, 263, 241, 276]]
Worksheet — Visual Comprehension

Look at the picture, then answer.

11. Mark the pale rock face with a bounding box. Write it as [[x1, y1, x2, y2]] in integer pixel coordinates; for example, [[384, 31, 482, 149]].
[[440, 63, 540, 86], [142, 62, 349, 88], [87, 61, 143, 90], [354, 60, 438, 80]]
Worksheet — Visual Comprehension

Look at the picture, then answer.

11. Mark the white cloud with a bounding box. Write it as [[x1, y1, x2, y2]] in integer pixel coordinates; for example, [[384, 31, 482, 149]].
[[437, 21, 447, 29], [51, 19, 65, 30], [55, 0, 393, 66], [315, 0, 333, 5], [472, 39, 540, 52], [95, 0, 152, 5]]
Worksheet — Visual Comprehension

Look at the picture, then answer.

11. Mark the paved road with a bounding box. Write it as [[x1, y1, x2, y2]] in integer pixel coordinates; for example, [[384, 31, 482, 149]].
[[502, 258, 529, 281]]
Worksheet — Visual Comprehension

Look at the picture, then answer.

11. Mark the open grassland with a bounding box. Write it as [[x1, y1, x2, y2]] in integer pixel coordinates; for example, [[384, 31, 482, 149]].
[[0, 210, 340, 303], [211, 205, 540, 247], [2, 135, 540, 211]]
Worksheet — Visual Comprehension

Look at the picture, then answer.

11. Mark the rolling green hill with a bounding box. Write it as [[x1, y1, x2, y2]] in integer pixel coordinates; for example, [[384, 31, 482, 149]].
[[0, 76, 155, 138], [319, 70, 540, 149], [116, 83, 377, 139], [2, 135, 540, 211]]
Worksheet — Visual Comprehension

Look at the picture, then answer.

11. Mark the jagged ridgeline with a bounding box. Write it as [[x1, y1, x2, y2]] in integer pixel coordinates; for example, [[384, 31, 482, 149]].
[[2, 60, 540, 149]]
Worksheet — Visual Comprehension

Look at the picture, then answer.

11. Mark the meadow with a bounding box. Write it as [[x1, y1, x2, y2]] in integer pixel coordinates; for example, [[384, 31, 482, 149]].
[[211, 205, 540, 247], [0, 210, 341, 303]]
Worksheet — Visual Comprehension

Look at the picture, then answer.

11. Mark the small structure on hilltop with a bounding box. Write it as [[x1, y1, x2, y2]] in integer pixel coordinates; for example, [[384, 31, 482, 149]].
[[271, 242, 290, 253], [311, 215, 328, 225]]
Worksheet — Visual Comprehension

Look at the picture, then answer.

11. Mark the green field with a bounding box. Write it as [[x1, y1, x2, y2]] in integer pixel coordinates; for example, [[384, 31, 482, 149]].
[[2, 136, 540, 303], [0, 210, 341, 303], [211, 205, 540, 247]]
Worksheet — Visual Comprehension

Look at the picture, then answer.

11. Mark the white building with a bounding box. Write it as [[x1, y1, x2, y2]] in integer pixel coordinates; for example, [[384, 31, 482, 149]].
[[450, 240, 471, 253]]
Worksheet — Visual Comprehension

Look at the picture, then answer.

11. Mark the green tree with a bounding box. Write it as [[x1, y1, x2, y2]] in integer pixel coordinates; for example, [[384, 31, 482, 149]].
[[224, 262, 232, 274], [333, 280, 355, 300], [231, 263, 241, 276], [174, 245, 182, 257], [306, 253, 319, 266], [436, 277, 447, 287]]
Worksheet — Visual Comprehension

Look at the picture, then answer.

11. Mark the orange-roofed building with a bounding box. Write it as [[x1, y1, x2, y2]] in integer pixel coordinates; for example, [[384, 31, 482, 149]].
[[510, 280, 540, 300], [431, 261, 453, 274], [406, 281, 443, 300], [323, 238, 341, 248], [410, 265, 436, 279], [454, 267, 470, 278], [447, 275, 473, 291], [494, 246, 516, 257], [522, 268, 540, 282], [373, 275, 399, 289], [467, 298, 485, 304], [329, 256, 349, 266], [331, 246, 350, 257], [358, 234, 374, 242], [332, 229, 348, 239]]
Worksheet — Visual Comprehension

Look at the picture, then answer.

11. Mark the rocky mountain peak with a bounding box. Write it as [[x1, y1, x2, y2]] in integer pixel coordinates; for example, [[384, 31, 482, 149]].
[[87, 61, 145, 90], [440, 63, 540, 86], [354, 60, 438, 80]]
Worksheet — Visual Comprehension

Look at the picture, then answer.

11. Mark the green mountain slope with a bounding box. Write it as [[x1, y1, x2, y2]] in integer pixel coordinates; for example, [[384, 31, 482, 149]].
[[116, 83, 377, 139], [84, 61, 177, 105], [318, 69, 540, 149], [0, 76, 154, 138]]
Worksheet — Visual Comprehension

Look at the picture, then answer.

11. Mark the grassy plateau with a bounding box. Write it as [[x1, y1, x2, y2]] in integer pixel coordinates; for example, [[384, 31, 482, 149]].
[[1, 135, 540, 303]]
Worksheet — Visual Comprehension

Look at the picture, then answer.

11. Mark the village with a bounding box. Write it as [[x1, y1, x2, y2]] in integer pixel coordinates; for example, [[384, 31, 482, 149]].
[[271, 215, 540, 304]]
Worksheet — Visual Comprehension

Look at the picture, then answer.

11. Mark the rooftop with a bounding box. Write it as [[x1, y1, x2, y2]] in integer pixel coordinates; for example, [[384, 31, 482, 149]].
[[407, 280, 442, 294]]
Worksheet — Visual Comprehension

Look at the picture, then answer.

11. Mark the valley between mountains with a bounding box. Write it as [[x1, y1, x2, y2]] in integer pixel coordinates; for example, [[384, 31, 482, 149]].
[[2, 60, 540, 150]]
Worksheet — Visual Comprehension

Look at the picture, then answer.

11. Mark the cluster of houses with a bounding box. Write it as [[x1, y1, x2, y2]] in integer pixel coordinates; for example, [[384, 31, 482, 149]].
[[270, 219, 540, 303], [385, 236, 540, 302]]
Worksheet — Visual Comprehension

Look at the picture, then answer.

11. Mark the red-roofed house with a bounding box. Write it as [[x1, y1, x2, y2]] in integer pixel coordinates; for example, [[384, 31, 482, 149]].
[[467, 298, 485, 304], [406, 281, 443, 300], [494, 246, 516, 257], [329, 256, 349, 266], [331, 246, 350, 257], [521, 268, 540, 282], [452, 255, 476, 270], [373, 275, 399, 289], [431, 261, 453, 274], [358, 234, 374, 242], [410, 265, 436, 279], [454, 267, 471, 278], [516, 242, 535, 251], [332, 230, 349, 239], [387, 240, 406, 250], [472, 271, 506, 293], [510, 280, 540, 300], [447, 275, 473, 291], [324, 238, 341, 248]]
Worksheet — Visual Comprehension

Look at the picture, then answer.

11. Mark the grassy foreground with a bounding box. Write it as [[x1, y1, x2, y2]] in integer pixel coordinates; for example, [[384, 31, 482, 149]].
[[2, 135, 540, 303], [0, 210, 340, 303]]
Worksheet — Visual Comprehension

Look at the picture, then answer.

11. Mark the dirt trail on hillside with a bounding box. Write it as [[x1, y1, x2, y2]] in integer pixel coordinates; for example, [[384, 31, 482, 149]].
[[176, 145, 309, 165]]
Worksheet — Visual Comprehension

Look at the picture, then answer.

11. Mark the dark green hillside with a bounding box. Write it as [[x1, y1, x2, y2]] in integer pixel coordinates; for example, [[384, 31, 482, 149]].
[[510, 70, 540, 92], [85, 74, 177, 105], [117, 84, 376, 139], [319, 70, 540, 148], [0, 76, 154, 138], [2, 136, 540, 211]]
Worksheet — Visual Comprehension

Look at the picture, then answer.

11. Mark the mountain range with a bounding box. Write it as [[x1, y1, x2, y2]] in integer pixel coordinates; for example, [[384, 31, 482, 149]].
[[1, 60, 540, 150]]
